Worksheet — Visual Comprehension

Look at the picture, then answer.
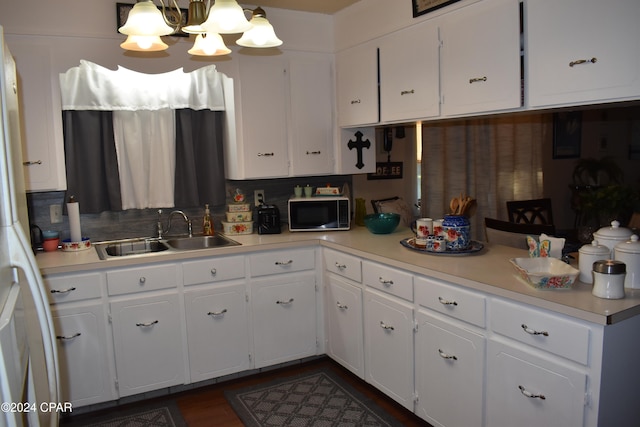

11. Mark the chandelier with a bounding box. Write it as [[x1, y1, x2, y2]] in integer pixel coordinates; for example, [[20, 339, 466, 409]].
[[118, 0, 283, 56]]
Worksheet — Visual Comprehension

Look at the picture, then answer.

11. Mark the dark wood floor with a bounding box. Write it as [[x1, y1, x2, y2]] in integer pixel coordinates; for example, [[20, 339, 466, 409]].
[[175, 357, 432, 426]]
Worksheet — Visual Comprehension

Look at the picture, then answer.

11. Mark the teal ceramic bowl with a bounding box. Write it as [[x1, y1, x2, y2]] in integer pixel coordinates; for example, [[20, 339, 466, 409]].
[[364, 213, 401, 234]]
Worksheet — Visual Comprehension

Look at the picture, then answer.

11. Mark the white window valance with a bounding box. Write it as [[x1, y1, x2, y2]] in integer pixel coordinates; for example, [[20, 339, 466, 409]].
[[59, 60, 227, 111]]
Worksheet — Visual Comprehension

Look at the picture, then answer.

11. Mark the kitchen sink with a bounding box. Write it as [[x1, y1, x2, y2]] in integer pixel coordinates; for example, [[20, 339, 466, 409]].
[[165, 234, 241, 250], [95, 234, 241, 260], [95, 237, 169, 260]]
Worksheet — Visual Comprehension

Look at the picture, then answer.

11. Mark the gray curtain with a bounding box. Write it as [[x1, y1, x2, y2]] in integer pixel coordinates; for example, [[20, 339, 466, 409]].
[[174, 109, 226, 207], [63, 109, 226, 213], [63, 110, 122, 213]]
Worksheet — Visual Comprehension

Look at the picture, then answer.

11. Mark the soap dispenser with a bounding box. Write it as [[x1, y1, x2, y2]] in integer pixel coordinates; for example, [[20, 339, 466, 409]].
[[203, 204, 214, 236]]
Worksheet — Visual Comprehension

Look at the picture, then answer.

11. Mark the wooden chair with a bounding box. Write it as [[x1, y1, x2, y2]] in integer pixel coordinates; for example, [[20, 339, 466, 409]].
[[506, 198, 554, 225], [484, 217, 556, 249]]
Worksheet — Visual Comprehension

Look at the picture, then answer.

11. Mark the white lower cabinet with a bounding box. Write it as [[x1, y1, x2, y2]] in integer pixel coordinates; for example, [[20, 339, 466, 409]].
[[109, 292, 185, 397], [251, 272, 318, 368], [325, 274, 364, 379], [184, 283, 250, 382], [364, 287, 414, 411], [52, 302, 115, 406], [486, 340, 587, 427], [415, 311, 484, 427]]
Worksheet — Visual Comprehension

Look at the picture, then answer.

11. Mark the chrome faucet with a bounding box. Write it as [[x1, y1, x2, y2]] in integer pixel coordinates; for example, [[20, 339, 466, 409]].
[[156, 209, 193, 238]]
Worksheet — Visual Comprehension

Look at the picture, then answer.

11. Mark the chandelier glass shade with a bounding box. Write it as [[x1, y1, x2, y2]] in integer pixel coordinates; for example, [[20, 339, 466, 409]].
[[118, 0, 282, 56]]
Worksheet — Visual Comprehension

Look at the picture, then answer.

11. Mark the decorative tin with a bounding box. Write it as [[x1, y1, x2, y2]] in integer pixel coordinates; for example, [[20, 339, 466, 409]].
[[442, 215, 471, 251]]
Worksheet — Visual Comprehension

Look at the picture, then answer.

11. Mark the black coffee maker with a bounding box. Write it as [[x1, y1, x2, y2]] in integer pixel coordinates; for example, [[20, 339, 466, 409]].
[[257, 204, 281, 234]]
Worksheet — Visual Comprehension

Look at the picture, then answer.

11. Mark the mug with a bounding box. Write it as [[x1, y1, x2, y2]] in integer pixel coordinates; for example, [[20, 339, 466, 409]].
[[411, 218, 433, 238], [433, 219, 444, 237]]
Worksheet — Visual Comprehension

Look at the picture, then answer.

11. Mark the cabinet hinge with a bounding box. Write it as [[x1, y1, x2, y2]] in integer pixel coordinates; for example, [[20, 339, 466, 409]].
[[584, 391, 592, 407], [413, 391, 419, 403], [248, 353, 252, 363], [245, 291, 249, 303], [108, 312, 112, 323], [413, 320, 419, 332], [114, 379, 119, 390]]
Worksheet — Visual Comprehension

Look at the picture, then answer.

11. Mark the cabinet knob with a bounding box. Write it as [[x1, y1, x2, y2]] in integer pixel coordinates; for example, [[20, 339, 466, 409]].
[[139, 277, 146, 284], [210, 268, 217, 276], [569, 57, 597, 67]]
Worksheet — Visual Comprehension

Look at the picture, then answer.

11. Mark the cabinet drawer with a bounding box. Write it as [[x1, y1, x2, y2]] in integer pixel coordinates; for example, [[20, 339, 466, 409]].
[[106, 264, 178, 296], [363, 261, 413, 301], [249, 248, 315, 277], [324, 248, 362, 283], [414, 276, 485, 327], [490, 298, 590, 365], [182, 255, 245, 286], [43, 272, 102, 304]]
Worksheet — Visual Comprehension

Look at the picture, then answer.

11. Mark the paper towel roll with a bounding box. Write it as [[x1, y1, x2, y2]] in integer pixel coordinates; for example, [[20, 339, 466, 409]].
[[67, 200, 82, 243]]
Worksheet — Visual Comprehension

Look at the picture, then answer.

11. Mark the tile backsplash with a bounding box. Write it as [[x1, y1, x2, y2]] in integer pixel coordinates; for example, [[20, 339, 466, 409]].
[[27, 176, 352, 243]]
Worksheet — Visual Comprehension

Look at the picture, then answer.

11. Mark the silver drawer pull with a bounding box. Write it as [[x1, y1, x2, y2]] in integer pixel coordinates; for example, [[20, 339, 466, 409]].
[[438, 296, 458, 306], [380, 321, 394, 331], [210, 268, 217, 276], [336, 301, 348, 310], [56, 333, 81, 340], [50, 287, 76, 294], [518, 385, 546, 400], [139, 277, 146, 284], [521, 324, 549, 337], [469, 76, 487, 84], [276, 298, 294, 305], [23, 160, 43, 165], [275, 260, 293, 266], [400, 89, 415, 95], [350, 99, 361, 104], [306, 150, 321, 155], [257, 152, 275, 157], [569, 57, 597, 67], [136, 320, 158, 327], [438, 349, 458, 361], [335, 262, 347, 269], [379, 277, 394, 286], [207, 309, 227, 316]]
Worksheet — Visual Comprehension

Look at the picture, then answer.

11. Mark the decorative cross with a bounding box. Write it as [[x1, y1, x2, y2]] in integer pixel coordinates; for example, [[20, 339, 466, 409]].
[[347, 131, 371, 169]]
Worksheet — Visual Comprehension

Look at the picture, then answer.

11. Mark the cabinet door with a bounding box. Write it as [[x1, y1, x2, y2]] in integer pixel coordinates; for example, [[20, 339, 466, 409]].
[[184, 283, 250, 382], [53, 303, 115, 407], [527, 0, 640, 108], [110, 292, 184, 397], [415, 311, 484, 427], [326, 275, 364, 379], [235, 56, 289, 178], [440, 0, 521, 116], [252, 273, 317, 368], [7, 40, 66, 191], [336, 41, 379, 127], [288, 55, 334, 176], [486, 340, 587, 427], [379, 22, 440, 123], [364, 288, 414, 410]]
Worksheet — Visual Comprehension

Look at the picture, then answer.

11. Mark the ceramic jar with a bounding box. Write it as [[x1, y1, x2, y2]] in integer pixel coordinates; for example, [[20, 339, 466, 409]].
[[614, 234, 640, 289], [442, 215, 470, 251], [578, 240, 610, 284], [592, 259, 626, 299], [592, 220, 633, 258]]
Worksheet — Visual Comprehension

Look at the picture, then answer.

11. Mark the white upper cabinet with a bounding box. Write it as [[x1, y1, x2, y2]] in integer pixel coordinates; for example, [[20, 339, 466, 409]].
[[336, 40, 379, 128], [526, 0, 640, 108], [288, 55, 334, 176], [440, 0, 522, 116], [379, 22, 440, 123]]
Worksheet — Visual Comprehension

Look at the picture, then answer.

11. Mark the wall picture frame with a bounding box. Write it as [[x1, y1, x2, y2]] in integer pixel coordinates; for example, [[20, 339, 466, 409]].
[[116, 2, 188, 37], [552, 111, 582, 159], [412, 0, 461, 17]]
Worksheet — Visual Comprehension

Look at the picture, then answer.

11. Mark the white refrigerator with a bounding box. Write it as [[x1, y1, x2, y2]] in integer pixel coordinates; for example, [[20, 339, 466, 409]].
[[0, 26, 60, 427]]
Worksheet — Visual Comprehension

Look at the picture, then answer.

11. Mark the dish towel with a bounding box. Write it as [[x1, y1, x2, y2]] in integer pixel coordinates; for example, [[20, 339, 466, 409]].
[[113, 109, 175, 209]]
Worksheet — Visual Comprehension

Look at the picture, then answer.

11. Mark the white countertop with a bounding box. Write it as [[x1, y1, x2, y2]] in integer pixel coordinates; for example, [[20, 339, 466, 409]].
[[36, 226, 640, 325]]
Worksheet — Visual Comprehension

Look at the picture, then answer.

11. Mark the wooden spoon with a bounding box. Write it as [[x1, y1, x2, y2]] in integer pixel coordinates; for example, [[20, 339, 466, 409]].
[[450, 197, 459, 214]]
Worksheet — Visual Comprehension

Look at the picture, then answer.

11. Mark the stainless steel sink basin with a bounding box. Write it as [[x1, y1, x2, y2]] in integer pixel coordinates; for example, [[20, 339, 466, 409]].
[[165, 234, 241, 250], [95, 237, 169, 260]]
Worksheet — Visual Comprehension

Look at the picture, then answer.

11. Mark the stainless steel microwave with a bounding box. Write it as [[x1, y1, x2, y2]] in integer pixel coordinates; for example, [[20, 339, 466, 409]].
[[288, 196, 350, 231]]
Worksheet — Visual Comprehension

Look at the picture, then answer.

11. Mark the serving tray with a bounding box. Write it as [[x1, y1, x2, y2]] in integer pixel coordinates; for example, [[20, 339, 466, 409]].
[[400, 237, 484, 256]]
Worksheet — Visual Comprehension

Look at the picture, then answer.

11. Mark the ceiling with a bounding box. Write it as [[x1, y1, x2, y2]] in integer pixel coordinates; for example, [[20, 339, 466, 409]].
[[245, 0, 361, 15]]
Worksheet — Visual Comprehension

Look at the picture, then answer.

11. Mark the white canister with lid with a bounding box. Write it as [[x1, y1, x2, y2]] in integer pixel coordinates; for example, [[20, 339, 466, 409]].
[[592, 220, 633, 258], [592, 260, 626, 299], [614, 234, 640, 289], [578, 240, 610, 284]]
